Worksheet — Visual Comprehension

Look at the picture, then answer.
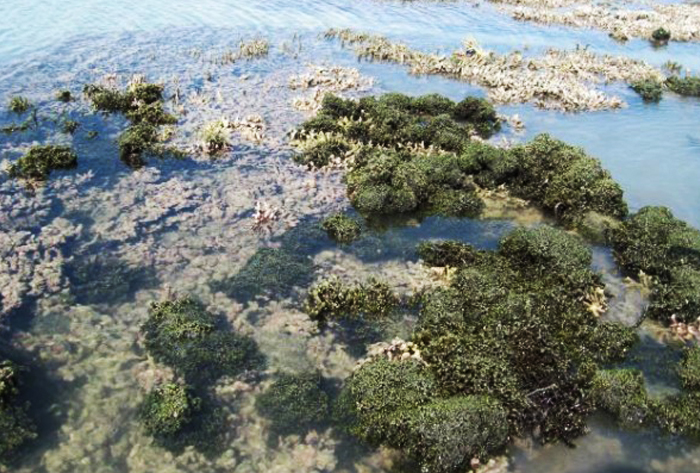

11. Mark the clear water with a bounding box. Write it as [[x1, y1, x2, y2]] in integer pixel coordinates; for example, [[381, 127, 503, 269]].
[[1, 1, 699, 472]]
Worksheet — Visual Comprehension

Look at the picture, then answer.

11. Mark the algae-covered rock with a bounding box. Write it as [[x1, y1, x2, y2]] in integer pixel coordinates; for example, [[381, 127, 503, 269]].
[[8, 96, 31, 114], [591, 369, 653, 428], [631, 79, 663, 102], [666, 75, 700, 97], [8, 145, 78, 180], [304, 277, 399, 327], [140, 383, 201, 438], [141, 297, 265, 383], [651, 27, 671, 42], [678, 346, 700, 391], [321, 213, 362, 244], [256, 372, 329, 435], [0, 361, 37, 466], [609, 206, 700, 323], [654, 392, 700, 438]]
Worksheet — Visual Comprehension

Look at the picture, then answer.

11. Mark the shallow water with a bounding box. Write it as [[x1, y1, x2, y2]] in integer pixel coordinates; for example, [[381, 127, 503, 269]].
[[2, 0, 700, 472]]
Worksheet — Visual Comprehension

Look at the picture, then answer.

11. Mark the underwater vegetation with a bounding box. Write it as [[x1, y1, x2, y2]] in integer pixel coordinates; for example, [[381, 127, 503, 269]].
[[141, 297, 265, 384], [139, 297, 265, 452], [294, 93, 627, 228], [7, 145, 78, 181], [55, 90, 72, 103], [609, 206, 700, 325], [651, 27, 672, 43], [631, 79, 663, 103], [321, 213, 362, 244], [8, 96, 31, 115], [0, 361, 37, 466], [331, 226, 641, 471], [83, 82, 179, 167], [666, 75, 700, 97], [256, 371, 330, 436]]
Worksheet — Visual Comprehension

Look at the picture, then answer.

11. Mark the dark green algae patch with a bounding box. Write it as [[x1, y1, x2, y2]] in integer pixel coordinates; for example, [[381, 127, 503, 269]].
[[0, 360, 37, 467], [293, 93, 627, 229], [138, 297, 265, 453]]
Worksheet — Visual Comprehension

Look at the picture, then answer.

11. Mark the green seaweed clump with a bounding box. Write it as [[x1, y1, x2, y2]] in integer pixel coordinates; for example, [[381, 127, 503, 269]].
[[413, 227, 637, 444], [651, 27, 671, 43], [8, 96, 31, 114], [609, 206, 700, 323], [654, 392, 700, 438], [321, 213, 362, 244], [61, 119, 79, 135], [84, 82, 178, 167], [141, 297, 265, 383], [631, 79, 663, 102], [140, 383, 201, 438], [55, 90, 72, 103], [7, 145, 78, 180], [256, 372, 329, 435], [666, 75, 700, 97], [295, 94, 626, 227], [0, 361, 37, 466], [591, 369, 653, 428], [336, 358, 509, 472], [678, 346, 700, 391], [304, 277, 398, 328]]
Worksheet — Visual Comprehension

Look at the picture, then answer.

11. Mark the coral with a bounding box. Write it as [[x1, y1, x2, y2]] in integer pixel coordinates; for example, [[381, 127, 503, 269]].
[[666, 75, 700, 97], [140, 383, 201, 438], [591, 369, 653, 428], [326, 29, 663, 111], [0, 361, 37, 466], [141, 297, 265, 383], [7, 145, 78, 181], [8, 96, 31, 114], [631, 79, 663, 102], [321, 213, 362, 244], [256, 371, 329, 435]]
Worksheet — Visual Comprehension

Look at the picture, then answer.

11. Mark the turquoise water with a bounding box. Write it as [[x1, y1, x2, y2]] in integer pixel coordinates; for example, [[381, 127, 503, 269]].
[[1, 1, 700, 472]]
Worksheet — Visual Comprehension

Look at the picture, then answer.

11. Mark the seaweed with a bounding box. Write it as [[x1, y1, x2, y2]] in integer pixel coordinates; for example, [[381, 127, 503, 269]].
[[591, 369, 653, 428], [7, 145, 78, 180], [140, 383, 201, 438], [61, 119, 79, 135], [678, 346, 700, 391], [141, 297, 265, 384], [666, 75, 700, 97], [55, 90, 72, 103], [8, 96, 31, 115], [651, 27, 671, 43], [631, 79, 663, 102], [0, 361, 37, 466], [321, 213, 362, 244], [256, 371, 330, 436]]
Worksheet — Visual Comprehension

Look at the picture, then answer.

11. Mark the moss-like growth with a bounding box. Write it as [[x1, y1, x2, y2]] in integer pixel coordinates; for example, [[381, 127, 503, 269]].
[[321, 214, 362, 244], [678, 346, 700, 391], [401, 396, 509, 473], [666, 75, 700, 97], [337, 358, 508, 472], [7, 145, 78, 180], [257, 372, 329, 435], [631, 79, 663, 102], [55, 90, 72, 103], [591, 369, 653, 428], [304, 277, 399, 327], [84, 82, 179, 166], [295, 95, 625, 226], [654, 392, 700, 438], [609, 206, 700, 323], [8, 96, 31, 114], [200, 120, 230, 156], [504, 134, 628, 225], [141, 297, 265, 383], [140, 383, 201, 438], [417, 240, 480, 268], [61, 119, 79, 135], [0, 361, 37, 465], [651, 27, 671, 42]]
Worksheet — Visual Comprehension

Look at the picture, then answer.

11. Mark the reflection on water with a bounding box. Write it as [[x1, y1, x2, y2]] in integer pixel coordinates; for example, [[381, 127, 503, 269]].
[[1, 0, 700, 472]]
